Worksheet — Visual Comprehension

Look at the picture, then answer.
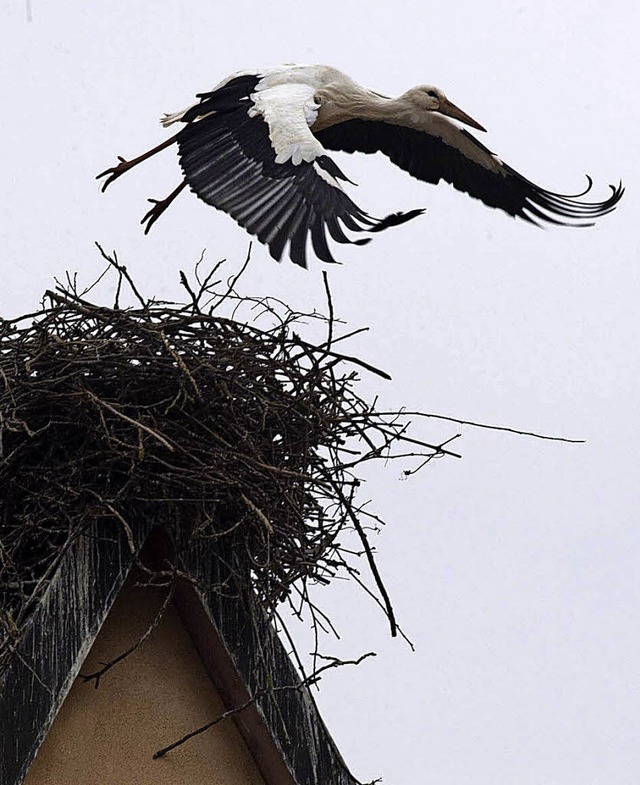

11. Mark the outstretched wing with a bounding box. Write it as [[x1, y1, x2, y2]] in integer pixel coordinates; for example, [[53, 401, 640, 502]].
[[176, 76, 422, 267], [314, 115, 623, 226]]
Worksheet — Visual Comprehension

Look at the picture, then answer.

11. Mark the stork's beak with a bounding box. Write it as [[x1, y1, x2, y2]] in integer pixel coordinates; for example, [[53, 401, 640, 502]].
[[440, 99, 487, 132]]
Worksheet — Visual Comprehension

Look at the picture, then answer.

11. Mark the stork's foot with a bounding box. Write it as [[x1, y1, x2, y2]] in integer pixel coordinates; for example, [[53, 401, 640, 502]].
[[141, 197, 170, 234], [96, 132, 182, 193], [140, 180, 188, 234], [96, 157, 138, 192]]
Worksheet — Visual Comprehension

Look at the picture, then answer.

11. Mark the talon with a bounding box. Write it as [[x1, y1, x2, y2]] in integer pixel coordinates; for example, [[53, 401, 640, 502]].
[[140, 181, 188, 235], [141, 199, 165, 235], [96, 157, 135, 192], [96, 132, 180, 196]]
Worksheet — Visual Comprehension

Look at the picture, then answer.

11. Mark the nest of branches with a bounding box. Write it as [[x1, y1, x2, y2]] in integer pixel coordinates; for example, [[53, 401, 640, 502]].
[[0, 250, 456, 670]]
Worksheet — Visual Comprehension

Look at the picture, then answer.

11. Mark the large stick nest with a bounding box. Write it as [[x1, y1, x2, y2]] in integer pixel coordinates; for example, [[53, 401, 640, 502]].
[[0, 252, 455, 671]]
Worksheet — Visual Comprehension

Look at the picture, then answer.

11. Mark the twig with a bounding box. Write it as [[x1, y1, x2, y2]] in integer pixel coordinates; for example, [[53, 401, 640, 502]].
[[81, 585, 175, 689], [368, 410, 584, 444], [322, 271, 335, 353], [209, 243, 252, 313], [326, 474, 397, 638], [85, 390, 175, 452], [240, 493, 274, 534], [94, 243, 148, 309], [153, 651, 375, 758]]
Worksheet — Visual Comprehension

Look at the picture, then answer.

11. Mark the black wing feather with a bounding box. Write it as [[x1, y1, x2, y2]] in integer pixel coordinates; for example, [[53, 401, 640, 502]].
[[314, 119, 623, 226], [177, 82, 423, 266]]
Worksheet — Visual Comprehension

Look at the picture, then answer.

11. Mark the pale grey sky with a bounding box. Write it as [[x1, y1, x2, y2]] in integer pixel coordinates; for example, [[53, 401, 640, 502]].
[[2, 1, 639, 783]]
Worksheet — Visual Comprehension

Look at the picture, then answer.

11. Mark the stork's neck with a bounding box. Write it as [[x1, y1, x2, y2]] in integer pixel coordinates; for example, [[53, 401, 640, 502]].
[[313, 85, 400, 131]]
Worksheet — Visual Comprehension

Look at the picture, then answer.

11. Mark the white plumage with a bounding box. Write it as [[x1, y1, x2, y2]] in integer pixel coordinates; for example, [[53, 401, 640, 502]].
[[249, 83, 323, 165], [98, 64, 623, 267]]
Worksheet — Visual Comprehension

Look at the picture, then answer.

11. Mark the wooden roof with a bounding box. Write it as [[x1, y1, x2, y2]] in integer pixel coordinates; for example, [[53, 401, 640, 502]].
[[0, 520, 359, 785]]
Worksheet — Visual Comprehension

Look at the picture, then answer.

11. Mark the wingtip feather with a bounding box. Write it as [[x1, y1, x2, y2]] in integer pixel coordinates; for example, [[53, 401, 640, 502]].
[[368, 208, 426, 233]]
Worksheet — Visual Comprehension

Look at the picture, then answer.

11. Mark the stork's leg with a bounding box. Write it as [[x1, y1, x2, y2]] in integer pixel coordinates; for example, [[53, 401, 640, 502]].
[[96, 132, 181, 192], [141, 179, 188, 234]]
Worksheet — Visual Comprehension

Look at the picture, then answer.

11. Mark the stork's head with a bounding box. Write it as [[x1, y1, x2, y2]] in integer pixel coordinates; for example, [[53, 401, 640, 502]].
[[404, 85, 487, 132]]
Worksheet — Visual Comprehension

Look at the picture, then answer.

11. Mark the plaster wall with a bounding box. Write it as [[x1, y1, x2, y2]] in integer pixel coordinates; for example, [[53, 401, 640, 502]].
[[23, 577, 266, 785]]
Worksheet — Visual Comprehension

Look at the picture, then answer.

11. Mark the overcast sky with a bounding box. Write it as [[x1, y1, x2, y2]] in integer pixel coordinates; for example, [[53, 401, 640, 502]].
[[2, 2, 639, 783]]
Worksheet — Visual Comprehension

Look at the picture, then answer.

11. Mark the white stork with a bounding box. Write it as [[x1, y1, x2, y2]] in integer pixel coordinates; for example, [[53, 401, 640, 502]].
[[98, 64, 623, 267]]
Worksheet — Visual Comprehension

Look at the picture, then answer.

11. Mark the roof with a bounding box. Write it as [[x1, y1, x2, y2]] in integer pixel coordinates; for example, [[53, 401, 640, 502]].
[[0, 518, 360, 785]]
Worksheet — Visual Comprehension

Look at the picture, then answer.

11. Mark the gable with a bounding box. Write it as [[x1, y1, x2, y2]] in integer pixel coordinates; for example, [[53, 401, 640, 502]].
[[1, 522, 359, 785], [23, 575, 265, 785]]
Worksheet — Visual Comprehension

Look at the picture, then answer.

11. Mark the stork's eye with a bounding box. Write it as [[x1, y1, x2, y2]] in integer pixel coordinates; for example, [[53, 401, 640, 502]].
[[426, 90, 438, 98]]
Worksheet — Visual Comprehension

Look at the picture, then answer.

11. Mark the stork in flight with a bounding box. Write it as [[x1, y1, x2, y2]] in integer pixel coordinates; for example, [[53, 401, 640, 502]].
[[98, 64, 623, 267]]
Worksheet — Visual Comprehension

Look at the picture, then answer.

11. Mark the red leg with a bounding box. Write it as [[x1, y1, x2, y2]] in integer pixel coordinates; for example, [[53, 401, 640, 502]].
[[97, 132, 181, 192], [141, 179, 188, 234]]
